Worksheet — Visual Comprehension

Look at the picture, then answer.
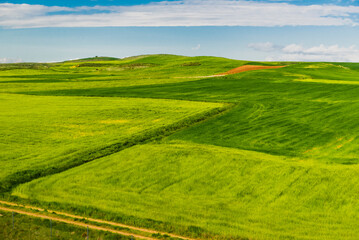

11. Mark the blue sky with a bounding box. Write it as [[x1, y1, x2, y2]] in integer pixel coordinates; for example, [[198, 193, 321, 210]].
[[1, 0, 359, 62]]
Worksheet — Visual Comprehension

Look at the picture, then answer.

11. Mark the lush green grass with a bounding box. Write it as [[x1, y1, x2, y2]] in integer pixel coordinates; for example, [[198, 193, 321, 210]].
[[0, 93, 224, 192], [4, 54, 359, 239], [26, 62, 359, 164], [26, 63, 359, 102], [13, 141, 359, 240], [171, 100, 359, 164]]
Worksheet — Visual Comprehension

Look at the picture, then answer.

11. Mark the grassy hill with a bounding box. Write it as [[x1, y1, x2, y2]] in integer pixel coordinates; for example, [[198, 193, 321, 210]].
[[2, 55, 359, 239], [0, 93, 225, 192]]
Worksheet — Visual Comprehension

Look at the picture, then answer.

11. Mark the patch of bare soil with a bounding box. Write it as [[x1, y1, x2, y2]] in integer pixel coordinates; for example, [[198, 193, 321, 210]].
[[217, 65, 286, 76]]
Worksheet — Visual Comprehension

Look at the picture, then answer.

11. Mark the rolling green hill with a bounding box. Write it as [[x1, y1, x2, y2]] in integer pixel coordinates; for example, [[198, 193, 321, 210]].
[[0, 93, 225, 192], [14, 141, 359, 239], [2, 55, 359, 240]]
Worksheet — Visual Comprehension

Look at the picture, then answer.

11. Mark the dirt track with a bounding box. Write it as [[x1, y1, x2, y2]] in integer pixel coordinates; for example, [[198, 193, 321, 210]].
[[0, 200, 197, 240], [0, 206, 156, 240]]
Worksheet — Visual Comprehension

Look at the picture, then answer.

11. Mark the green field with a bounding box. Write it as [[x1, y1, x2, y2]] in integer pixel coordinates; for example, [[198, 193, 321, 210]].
[[13, 141, 359, 239], [0, 93, 225, 192], [2, 55, 359, 239]]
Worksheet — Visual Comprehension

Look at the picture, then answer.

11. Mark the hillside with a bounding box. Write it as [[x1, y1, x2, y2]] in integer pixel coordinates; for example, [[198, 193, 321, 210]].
[[2, 55, 359, 239]]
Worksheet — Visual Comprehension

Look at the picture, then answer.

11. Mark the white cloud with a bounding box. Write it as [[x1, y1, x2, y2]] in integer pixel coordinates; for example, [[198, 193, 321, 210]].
[[282, 44, 305, 53], [250, 42, 359, 62], [248, 42, 281, 52], [192, 44, 201, 50], [1, 1, 359, 28], [0, 57, 23, 63], [280, 44, 359, 62]]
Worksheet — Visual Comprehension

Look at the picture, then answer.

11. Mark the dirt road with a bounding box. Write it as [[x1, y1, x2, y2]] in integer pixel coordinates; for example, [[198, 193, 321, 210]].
[[0, 205, 156, 240], [0, 200, 197, 240]]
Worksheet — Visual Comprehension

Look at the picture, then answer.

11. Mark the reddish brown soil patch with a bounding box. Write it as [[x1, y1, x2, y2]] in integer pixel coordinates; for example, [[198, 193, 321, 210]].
[[217, 65, 286, 76]]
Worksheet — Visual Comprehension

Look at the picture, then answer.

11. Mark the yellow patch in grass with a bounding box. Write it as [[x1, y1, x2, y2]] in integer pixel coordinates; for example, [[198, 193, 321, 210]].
[[336, 137, 354, 149], [304, 63, 335, 69], [295, 79, 359, 85], [72, 131, 105, 139], [303, 147, 318, 154], [99, 119, 130, 124], [152, 118, 163, 123]]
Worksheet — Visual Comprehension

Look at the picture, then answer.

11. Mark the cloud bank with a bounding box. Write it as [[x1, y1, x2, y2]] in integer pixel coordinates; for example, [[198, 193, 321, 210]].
[[0, 57, 23, 63], [249, 42, 359, 62], [1, 1, 359, 28]]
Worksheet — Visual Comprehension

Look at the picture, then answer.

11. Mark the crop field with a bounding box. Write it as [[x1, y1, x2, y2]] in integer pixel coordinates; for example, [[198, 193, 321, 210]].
[[0, 93, 225, 192], [13, 141, 359, 239], [2, 55, 359, 240]]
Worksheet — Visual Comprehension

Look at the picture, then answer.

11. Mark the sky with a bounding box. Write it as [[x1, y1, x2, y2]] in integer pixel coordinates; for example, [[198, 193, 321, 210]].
[[1, 0, 359, 62]]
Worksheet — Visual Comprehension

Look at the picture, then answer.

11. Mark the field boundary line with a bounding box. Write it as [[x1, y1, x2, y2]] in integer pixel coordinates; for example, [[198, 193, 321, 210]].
[[0, 200, 198, 240]]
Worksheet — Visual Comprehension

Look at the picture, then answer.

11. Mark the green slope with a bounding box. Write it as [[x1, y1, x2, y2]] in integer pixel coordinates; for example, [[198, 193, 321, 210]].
[[25, 63, 359, 164], [13, 141, 359, 240], [0, 93, 224, 192]]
